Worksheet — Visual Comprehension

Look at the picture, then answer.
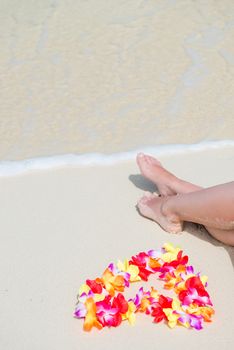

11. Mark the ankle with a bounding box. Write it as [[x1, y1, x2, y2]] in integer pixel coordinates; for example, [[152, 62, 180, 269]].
[[160, 195, 184, 233], [161, 196, 180, 223], [175, 178, 203, 194]]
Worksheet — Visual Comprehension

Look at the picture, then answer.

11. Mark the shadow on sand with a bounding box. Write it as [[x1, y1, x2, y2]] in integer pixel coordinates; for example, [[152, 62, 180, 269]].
[[129, 174, 234, 269]]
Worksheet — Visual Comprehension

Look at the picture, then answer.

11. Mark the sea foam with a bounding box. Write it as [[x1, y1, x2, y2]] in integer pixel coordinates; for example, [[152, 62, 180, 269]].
[[0, 140, 233, 177]]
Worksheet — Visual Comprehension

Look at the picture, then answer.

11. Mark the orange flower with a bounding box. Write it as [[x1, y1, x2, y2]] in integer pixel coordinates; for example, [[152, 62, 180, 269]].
[[164, 267, 185, 290], [199, 307, 215, 322], [83, 298, 103, 332], [187, 304, 215, 322], [101, 268, 125, 296], [138, 297, 150, 313], [148, 257, 161, 269]]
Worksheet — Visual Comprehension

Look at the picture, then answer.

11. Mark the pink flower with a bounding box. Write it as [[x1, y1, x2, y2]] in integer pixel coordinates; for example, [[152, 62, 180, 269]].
[[179, 276, 212, 306]]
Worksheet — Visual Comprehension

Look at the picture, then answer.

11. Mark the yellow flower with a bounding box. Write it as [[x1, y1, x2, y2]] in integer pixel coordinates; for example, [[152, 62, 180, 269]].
[[163, 298, 182, 328], [150, 287, 159, 299], [117, 259, 141, 282], [162, 243, 181, 262], [93, 293, 105, 302], [174, 281, 186, 294], [78, 284, 90, 296], [200, 275, 208, 286], [163, 308, 180, 328], [122, 301, 136, 325], [164, 275, 177, 290], [138, 297, 150, 312], [172, 298, 182, 310]]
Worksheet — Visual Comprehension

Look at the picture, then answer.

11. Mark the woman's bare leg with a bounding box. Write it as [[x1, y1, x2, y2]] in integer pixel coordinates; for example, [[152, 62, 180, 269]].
[[204, 227, 234, 246], [137, 153, 234, 245], [137, 183, 234, 246]]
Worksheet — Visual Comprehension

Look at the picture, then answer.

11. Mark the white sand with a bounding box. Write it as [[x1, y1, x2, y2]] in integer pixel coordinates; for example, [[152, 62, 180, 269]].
[[0, 148, 233, 349]]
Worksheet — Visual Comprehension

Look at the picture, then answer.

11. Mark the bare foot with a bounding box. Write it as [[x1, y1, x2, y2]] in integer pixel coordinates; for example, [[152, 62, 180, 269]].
[[136, 153, 179, 196], [137, 192, 183, 234], [136, 153, 202, 196]]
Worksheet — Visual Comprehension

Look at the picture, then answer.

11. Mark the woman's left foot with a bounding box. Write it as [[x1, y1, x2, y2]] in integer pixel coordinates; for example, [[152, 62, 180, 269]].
[[137, 192, 183, 234], [136, 153, 178, 196]]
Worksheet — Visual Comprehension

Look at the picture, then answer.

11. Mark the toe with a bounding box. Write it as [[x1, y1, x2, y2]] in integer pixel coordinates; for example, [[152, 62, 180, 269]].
[[146, 154, 161, 166], [137, 198, 148, 215], [144, 191, 156, 199], [136, 153, 145, 168], [136, 153, 144, 163], [137, 196, 148, 206]]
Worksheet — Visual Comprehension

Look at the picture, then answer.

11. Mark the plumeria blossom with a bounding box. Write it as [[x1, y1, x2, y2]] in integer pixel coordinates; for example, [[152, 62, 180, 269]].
[[74, 243, 215, 331]]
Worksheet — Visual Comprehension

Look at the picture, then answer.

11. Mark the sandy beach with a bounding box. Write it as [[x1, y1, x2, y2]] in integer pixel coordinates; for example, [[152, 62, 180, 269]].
[[0, 1, 234, 349], [0, 147, 234, 349]]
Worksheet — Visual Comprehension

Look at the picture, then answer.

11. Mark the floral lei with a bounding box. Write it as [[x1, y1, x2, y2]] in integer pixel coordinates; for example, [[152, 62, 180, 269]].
[[74, 243, 214, 331]]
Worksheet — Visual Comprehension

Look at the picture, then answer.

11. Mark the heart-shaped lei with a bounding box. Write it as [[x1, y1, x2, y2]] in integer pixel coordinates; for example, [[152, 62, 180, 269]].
[[74, 243, 214, 331]]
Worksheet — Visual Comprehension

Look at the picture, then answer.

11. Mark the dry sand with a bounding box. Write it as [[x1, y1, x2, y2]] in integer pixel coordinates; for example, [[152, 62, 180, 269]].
[[0, 148, 233, 350]]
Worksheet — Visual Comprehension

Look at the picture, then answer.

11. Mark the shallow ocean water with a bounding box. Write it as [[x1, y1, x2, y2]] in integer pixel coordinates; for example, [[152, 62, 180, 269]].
[[0, 140, 234, 176], [0, 0, 234, 162]]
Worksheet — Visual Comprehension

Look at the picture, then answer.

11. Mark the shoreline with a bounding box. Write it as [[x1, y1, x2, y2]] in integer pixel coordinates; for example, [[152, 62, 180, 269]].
[[0, 139, 234, 176]]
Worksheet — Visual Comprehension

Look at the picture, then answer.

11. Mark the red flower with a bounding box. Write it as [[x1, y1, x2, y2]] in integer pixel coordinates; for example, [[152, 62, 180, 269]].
[[95, 295, 124, 328], [158, 295, 173, 308], [112, 293, 128, 314], [179, 276, 211, 306], [151, 295, 173, 323], [129, 252, 152, 281], [151, 307, 165, 323], [166, 251, 188, 268], [86, 279, 102, 294], [97, 310, 122, 327], [185, 276, 208, 296]]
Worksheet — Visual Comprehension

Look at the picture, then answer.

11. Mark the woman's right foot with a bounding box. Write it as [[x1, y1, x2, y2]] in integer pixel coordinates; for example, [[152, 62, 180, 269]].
[[137, 192, 183, 234], [136, 153, 180, 196]]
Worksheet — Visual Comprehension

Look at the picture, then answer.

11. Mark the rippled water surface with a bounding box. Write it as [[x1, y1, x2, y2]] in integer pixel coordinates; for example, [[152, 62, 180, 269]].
[[0, 0, 234, 161]]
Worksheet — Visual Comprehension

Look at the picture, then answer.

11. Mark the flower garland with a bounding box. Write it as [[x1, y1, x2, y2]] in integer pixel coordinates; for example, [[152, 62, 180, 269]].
[[74, 243, 214, 331]]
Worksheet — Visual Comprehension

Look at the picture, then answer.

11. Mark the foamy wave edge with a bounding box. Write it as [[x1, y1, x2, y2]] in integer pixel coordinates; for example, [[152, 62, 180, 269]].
[[0, 140, 234, 177]]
